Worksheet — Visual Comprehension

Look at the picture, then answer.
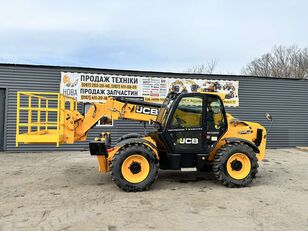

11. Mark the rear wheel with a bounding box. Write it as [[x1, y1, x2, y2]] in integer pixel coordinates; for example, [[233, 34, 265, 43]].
[[110, 143, 159, 192], [212, 143, 258, 187]]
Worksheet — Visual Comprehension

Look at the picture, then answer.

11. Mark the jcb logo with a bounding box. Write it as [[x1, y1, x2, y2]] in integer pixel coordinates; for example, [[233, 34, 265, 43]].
[[136, 106, 159, 115], [178, 138, 199, 144]]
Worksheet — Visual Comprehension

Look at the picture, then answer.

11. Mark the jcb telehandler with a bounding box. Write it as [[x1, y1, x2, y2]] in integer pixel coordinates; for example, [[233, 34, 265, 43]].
[[16, 91, 267, 191]]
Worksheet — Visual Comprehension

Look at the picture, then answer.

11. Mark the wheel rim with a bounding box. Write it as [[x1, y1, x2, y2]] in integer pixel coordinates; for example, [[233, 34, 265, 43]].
[[226, 153, 251, 180], [121, 154, 150, 183]]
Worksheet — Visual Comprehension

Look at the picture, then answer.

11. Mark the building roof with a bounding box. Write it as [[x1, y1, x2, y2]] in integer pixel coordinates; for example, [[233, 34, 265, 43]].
[[0, 62, 306, 81]]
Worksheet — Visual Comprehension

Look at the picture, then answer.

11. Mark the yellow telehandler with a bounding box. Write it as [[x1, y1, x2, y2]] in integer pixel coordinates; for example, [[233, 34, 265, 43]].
[[16, 91, 267, 191]]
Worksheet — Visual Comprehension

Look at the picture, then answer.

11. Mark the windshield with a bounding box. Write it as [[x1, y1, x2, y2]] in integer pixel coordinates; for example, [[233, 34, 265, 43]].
[[156, 96, 174, 128]]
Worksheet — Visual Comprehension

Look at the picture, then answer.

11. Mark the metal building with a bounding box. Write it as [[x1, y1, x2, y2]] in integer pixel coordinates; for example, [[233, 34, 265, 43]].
[[0, 63, 307, 152]]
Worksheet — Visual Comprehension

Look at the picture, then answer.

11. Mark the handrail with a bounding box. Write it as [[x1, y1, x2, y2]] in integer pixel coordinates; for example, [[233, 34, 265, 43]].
[[16, 91, 79, 147]]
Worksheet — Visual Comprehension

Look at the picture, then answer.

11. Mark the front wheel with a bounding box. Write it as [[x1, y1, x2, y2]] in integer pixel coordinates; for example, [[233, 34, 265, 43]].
[[110, 143, 159, 192], [212, 143, 258, 187]]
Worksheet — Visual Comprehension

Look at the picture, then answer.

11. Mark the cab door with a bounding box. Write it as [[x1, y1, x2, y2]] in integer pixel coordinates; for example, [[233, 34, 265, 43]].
[[205, 95, 228, 150], [164, 94, 205, 154]]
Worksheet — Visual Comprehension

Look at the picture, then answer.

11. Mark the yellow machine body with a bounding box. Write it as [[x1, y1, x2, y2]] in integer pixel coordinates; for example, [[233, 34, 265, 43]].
[[16, 91, 266, 178]]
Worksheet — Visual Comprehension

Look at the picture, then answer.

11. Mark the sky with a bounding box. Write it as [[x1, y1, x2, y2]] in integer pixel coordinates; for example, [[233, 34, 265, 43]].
[[0, 0, 307, 74]]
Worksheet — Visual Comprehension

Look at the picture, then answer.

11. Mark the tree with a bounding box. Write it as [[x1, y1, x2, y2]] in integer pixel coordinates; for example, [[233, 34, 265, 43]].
[[242, 45, 308, 79], [186, 60, 217, 74]]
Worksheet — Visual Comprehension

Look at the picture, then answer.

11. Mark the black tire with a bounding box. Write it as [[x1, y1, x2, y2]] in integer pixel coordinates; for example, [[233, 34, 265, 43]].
[[212, 143, 258, 187], [110, 143, 159, 192]]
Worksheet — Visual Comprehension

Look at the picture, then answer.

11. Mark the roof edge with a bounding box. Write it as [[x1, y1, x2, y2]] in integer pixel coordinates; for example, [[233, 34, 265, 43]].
[[0, 62, 306, 81]]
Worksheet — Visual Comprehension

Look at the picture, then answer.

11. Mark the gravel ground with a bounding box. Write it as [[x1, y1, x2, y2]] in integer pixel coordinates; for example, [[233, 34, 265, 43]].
[[0, 148, 308, 231]]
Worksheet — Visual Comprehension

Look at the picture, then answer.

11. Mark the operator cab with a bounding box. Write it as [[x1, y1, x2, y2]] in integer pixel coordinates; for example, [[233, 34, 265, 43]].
[[153, 92, 228, 170]]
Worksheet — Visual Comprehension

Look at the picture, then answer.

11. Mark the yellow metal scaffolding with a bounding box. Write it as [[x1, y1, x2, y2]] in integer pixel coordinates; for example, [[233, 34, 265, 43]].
[[16, 92, 78, 147]]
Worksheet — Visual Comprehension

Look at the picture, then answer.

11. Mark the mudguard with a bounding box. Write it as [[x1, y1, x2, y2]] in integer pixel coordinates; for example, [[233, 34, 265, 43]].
[[114, 137, 158, 158], [224, 137, 260, 154], [115, 133, 143, 143]]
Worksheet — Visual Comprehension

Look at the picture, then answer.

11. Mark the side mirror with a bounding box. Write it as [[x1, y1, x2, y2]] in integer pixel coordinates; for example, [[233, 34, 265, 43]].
[[265, 113, 273, 121]]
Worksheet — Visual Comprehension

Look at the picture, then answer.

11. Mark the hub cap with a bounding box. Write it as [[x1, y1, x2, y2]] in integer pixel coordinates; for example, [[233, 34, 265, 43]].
[[129, 161, 142, 174]]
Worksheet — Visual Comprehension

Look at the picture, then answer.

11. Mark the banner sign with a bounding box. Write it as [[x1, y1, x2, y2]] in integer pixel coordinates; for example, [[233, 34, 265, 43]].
[[60, 72, 239, 107]]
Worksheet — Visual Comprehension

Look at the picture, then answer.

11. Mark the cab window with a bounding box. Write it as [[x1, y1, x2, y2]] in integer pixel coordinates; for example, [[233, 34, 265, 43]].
[[170, 96, 203, 128]]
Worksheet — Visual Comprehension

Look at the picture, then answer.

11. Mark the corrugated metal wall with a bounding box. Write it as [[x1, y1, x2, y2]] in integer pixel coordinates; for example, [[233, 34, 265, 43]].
[[0, 64, 307, 151]]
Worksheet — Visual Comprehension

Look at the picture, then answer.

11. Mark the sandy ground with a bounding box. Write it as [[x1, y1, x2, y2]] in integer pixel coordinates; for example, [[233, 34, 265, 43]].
[[0, 149, 308, 231]]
